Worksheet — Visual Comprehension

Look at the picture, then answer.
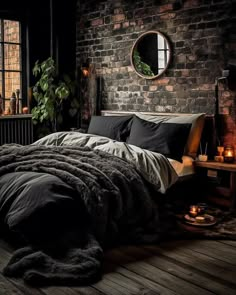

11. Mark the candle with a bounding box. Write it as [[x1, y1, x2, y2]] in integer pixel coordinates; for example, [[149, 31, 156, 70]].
[[195, 216, 205, 223], [189, 205, 198, 217], [224, 145, 234, 163], [226, 150, 232, 156], [198, 154, 208, 162]]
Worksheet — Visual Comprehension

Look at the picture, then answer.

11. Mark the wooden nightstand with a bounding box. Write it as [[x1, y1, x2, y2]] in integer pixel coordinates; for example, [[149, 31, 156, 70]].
[[194, 161, 236, 211]]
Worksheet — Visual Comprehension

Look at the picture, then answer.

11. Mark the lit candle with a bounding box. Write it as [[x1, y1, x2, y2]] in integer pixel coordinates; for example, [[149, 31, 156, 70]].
[[224, 145, 234, 163], [189, 205, 198, 217], [226, 150, 232, 157]]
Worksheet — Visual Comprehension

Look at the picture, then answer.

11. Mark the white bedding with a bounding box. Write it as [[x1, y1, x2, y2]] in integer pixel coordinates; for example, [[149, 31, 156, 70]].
[[168, 156, 195, 177], [34, 132, 179, 194]]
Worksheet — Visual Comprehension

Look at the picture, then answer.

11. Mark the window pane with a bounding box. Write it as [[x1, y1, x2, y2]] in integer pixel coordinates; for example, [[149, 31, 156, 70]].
[[158, 51, 165, 68], [167, 50, 170, 61], [4, 71, 21, 99], [4, 20, 20, 43], [158, 35, 165, 49], [4, 44, 20, 70]]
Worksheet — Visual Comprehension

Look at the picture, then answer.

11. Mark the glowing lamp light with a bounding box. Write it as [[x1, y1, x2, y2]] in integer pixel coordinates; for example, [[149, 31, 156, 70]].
[[81, 61, 90, 77], [81, 67, 89, 77]]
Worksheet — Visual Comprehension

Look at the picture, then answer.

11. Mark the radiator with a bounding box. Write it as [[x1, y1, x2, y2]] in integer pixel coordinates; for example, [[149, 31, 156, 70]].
[[0, 115, 33, 145]]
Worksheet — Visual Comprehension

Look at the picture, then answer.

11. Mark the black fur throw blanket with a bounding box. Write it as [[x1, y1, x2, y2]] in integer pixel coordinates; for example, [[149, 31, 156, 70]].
[[0, 144, 164, 286]]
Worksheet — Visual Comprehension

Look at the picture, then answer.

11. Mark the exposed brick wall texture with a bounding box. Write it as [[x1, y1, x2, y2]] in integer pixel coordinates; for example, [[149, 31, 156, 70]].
[[76, 0, 236, 149]]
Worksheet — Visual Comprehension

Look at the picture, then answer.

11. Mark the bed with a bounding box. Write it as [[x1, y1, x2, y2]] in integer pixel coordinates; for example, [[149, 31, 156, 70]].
[[0, 111, 205, 286]]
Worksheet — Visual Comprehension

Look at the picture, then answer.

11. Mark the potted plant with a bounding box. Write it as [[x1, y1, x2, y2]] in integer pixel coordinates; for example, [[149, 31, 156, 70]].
[[31, 57, 79, 134]]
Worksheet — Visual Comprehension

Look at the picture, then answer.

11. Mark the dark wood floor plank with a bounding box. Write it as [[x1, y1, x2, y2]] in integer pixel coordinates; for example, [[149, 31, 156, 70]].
[[0, 273, 26, 295], [176, 240, 236, 265], [0, 274, 44, 295], [92, 277, 127, 295], [106, 248, 214, 295], [41, 286, 79, 295], [104, 260, 178, 295], [69, 286, 105, 295], [144, 241, 236, 285], [218, 240, 236, 247], [9, 280, 44, 295], [138, 245, 236, 294], [41, 285, 105, 295], [95, 277, 131, 294], [1, 238, 236, 295], [41, 286, 88, 295], [0, 246, 12, 269], [101, 271, 150, 294]]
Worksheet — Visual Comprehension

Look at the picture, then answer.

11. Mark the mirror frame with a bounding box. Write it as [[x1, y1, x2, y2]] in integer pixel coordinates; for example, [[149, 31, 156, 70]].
[[130, 30, 171, 80]]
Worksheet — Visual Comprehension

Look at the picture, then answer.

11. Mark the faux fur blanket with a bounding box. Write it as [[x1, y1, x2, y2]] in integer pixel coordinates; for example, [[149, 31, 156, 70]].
[[0, 144, 163, 286]]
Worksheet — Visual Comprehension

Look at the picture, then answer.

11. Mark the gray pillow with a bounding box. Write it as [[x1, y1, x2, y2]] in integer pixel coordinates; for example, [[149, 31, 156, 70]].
[[135, 112, 205, 158], [87, 115, 133, 142], [127, 115, 191, 162]]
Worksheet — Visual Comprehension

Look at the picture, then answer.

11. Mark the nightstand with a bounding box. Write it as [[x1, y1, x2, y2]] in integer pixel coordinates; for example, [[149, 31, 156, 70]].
[[194, 161, 236, 211]]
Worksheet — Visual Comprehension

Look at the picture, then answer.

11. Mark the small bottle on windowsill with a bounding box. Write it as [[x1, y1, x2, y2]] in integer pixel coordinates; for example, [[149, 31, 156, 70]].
[[22, 107, 29, 114]]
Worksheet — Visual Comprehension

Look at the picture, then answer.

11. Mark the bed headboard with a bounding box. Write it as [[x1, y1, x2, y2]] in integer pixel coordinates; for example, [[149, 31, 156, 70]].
[[101, 110, 195, 117]]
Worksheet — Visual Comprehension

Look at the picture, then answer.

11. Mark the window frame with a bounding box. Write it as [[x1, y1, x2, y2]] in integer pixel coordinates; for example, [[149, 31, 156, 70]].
[[0, 13, 28, 112]]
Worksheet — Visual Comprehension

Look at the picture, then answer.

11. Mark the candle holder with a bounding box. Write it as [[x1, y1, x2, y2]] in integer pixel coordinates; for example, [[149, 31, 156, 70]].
[[224, 145, 234, 163], [198, 154, 208, 162], [217, 146, 224, 156]]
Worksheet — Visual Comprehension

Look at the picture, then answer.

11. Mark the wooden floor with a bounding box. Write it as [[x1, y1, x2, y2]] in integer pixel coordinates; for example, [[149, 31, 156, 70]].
[[0, 238, 236, 295]]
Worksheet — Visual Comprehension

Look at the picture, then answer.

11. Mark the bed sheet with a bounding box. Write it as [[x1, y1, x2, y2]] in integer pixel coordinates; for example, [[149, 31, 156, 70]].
[[34, 131, 179, 193], [168, 155, 195, 178]]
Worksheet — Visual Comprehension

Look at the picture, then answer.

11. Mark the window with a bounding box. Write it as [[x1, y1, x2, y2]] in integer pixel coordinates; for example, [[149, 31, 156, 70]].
[[0, 18, 22, 114]]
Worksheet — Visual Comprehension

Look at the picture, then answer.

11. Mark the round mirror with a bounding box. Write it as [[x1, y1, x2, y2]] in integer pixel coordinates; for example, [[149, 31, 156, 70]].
[[131, 31, 171, 79]]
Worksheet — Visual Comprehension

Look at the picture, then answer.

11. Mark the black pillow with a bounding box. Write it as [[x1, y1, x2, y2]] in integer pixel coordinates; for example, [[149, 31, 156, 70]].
[[127, 116, 191, 162], [87, 115, 133, 142]]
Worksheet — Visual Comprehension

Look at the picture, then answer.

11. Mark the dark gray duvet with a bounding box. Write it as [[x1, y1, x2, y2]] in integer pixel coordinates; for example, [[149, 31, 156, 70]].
[[0, 143, 175, 286]]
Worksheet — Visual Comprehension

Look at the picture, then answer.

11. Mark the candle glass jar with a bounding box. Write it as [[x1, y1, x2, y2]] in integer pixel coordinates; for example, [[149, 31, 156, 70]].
[[224, 145, 234, 163], [189, 205, 198, 217], [197, 203, 208, 215]]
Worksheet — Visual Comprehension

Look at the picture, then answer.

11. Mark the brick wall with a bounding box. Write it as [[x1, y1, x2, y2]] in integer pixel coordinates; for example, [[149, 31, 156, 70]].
[[76, 0, 236, 148]]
